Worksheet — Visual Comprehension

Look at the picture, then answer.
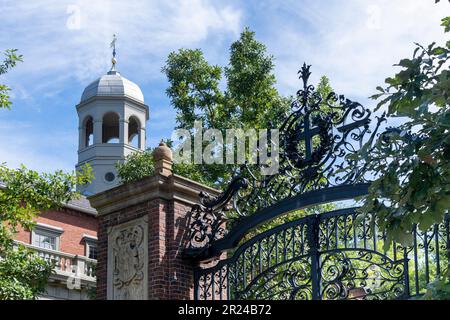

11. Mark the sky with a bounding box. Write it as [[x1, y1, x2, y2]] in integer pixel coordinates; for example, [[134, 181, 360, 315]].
[[0, 0, 448, 173]]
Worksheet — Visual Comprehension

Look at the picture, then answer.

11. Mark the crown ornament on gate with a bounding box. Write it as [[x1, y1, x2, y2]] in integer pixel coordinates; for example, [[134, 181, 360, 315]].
[[184, 63, 386, 260]]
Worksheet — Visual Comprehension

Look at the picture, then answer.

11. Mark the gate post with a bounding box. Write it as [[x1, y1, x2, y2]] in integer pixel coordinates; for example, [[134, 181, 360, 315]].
[[89, 142, 219, 300], [308, 214, 321, 300]]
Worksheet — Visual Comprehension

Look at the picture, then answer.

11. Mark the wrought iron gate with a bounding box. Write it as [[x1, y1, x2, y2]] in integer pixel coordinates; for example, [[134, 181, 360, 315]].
[[183, 64, 450, 300], [191, 208, 449, 300]]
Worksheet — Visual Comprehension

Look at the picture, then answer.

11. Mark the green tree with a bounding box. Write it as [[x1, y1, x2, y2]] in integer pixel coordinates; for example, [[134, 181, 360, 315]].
[[160, 28, 291, 188], [116, 147, 155, 185], [0, 50, 93, 299], [118, 29, 337, 190], [352, 14, 449, 298], [356, 16, 449, 247]]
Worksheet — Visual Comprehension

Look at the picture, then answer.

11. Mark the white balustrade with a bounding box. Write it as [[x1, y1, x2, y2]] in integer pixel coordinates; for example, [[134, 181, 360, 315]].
[[14, 241, 96, 282]]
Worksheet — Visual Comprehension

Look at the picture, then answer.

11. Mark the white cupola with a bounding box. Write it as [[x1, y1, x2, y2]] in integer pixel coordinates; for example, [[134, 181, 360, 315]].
[[75, 36, 149, 195]]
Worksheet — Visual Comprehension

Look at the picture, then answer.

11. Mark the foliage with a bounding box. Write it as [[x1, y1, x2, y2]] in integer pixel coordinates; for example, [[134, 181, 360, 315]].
[[119, 29, 336, 190], [422, 269, 450, 300], [0, 51, 93, 299], [355, 16, 450, 250], [116, 147, 219, 188], [116, 148, 155, 184], [161, 28, 291, 188], [0, 246, 54, 300], [0, 164, 93, 239], [0, 49, 23, 110]]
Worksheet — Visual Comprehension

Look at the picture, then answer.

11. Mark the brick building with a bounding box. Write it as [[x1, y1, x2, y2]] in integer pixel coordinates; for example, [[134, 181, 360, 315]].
[[12, 196, 98, 300]]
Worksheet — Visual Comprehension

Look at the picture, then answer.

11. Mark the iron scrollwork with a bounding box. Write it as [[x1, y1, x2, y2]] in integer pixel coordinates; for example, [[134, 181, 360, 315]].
[[185, 177, 248, 258], [185, 63, 386, 258]]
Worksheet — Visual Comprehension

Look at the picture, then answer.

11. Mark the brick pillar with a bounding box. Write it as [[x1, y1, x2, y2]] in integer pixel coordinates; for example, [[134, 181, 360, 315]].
[[89, 142, 219, 300]]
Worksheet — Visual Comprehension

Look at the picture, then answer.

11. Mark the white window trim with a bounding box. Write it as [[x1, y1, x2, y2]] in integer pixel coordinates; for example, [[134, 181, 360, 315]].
[[31, 223, 64, 251], [82, 234, 98, 242], [83, 234, 97, 259]]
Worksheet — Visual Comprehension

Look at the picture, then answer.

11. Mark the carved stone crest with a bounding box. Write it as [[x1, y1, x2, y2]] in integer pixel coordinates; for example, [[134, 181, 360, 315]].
[[107, 216, 148, 300]]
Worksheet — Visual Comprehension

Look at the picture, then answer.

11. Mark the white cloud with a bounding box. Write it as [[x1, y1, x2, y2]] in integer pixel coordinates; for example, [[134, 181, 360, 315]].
[[1, 0, 242, 87], [268, 0, 449, 101]]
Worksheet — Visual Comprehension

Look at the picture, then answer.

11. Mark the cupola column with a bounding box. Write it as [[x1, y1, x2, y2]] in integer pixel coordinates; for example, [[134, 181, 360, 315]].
[[93, 119, 103, 144], [119, 118, 128, 144], [78, 125, 84, 150], [140, 127, 146, 150]]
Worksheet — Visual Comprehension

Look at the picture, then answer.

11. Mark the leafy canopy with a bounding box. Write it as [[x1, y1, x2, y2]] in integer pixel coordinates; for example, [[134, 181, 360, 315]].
[[356, 16, 450, 248], [118, 28, 334, 189]]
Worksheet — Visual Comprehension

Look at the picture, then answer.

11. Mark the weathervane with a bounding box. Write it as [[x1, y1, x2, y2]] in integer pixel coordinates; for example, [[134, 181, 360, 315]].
[[110, 34, 117, 71]]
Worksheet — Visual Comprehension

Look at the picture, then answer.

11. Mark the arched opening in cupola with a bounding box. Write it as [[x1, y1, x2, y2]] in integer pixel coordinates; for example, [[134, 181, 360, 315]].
[[84, 116, 94, 147], [128, 116, 140, 148], [102, 112, 120, 143]]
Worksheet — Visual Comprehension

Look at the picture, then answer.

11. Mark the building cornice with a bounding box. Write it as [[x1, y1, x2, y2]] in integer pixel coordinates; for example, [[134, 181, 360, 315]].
[[76, 95, 149, 120], [88, 173, 220, 216]]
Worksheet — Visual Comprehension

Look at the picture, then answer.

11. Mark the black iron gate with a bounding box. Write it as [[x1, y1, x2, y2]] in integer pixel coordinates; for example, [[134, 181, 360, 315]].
[[183, 64, 450, 300], [192, 208, 449, 300]]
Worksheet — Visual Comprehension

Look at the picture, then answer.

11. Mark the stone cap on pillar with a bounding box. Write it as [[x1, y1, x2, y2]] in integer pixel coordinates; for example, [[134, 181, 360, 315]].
[[153, 140, 173, 177]]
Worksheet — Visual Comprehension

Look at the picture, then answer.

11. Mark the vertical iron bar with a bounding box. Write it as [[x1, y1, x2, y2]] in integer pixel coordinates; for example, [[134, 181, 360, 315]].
[[447, 218, 450, 277], [326, 218, 330, 250], [424, 230, 430, 284], [219, 268, 223, 300], [203, 273, 207, 301], [363, 217, 367, 249], [292, 226, 296, 256], [334, 217, 338, 249], [243, 250, 247, 290], [434, 224, 441, 276], [413, 225, 419, 295], [275, 233, 279, 265], [403, 247, 410, 298], [193, 269, 199, 300], [249, 246, 254, 281], [393, 241, 397, 261], [373, 220, 377, 251], [258, 240, 262, 275], [344, 215, 348, 248], [227, 265, 231, 300], [309, 215, 321, 300], [353, 212, 357, 249], [234, 262, 238, 300], [211, 271, 215, 301]]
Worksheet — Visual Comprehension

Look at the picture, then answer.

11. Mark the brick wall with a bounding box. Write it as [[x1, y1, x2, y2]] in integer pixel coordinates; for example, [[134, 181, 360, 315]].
[[14, 208, 97, 256], [95, 195, 197, 300]]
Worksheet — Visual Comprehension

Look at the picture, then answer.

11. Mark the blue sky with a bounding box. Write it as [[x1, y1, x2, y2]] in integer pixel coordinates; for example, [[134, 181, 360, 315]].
[[0, 0, 448, 173]]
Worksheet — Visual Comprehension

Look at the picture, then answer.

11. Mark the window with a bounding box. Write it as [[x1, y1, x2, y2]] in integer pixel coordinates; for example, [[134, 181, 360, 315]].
[[31, 224, 63, 251], [104, 172, 115, 183], [33, 232, 57, 250], [86, 242, 97, 260], [83, 235, 98, 260]]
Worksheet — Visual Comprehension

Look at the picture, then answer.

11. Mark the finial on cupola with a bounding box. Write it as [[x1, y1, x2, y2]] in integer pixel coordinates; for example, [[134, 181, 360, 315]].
[[109, 34, 118, 74]]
